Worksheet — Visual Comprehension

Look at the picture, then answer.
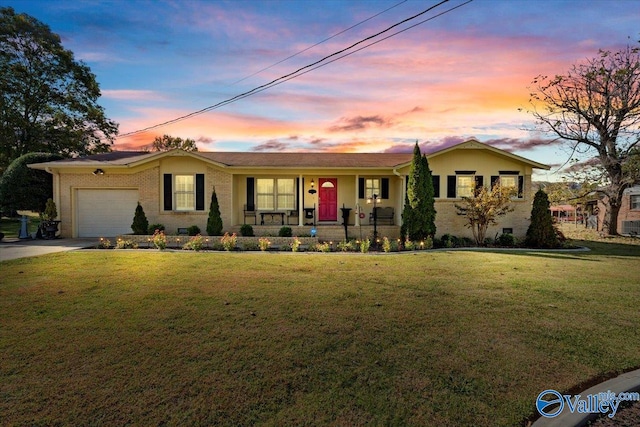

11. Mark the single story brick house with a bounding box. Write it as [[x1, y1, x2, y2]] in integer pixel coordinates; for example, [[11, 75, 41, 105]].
[[29, 139, 549, 240]]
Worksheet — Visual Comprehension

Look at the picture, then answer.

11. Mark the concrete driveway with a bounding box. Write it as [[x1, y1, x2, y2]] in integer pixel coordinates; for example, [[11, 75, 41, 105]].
[[0, 238, 98, 262]]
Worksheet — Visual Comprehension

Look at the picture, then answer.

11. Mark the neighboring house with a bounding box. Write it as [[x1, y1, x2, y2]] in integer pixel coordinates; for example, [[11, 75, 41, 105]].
[[29, 139, 549, 240], [584, 186, 640, 235]]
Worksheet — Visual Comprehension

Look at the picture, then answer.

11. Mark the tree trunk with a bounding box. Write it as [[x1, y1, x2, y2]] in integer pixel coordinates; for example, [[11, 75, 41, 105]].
[[605, 199, 622, 235]]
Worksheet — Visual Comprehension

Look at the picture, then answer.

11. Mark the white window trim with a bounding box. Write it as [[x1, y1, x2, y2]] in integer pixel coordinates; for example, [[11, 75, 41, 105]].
[[365, 178, 380, 199], [175, 174, 195, 211], [457, 175, 474, 198], [256, 178, 296, 211]]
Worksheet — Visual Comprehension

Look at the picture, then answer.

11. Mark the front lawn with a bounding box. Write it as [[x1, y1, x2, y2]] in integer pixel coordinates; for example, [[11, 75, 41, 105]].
[[1, 242, 639, 426]]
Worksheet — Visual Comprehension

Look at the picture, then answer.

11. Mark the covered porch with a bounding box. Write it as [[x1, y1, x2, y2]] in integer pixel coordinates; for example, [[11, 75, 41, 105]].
[[230, 173, 407, 232]]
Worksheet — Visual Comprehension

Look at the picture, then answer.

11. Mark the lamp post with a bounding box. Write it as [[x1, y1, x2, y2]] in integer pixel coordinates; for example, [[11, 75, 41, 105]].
[[367, 193, 380, 248]]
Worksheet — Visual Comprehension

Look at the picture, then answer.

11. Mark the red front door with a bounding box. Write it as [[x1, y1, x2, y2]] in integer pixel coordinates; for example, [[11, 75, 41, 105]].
[[318, 178, 337, 221]]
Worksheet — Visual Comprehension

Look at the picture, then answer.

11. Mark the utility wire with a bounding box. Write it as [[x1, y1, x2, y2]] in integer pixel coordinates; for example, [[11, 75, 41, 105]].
[[119, 0, 470, 139], [230, 0, 408, 86], [214, 1, 474, 106]]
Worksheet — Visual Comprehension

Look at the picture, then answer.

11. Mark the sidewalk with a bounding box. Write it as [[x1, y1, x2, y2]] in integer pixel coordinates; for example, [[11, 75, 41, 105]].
[[0, 237, 98, 262]]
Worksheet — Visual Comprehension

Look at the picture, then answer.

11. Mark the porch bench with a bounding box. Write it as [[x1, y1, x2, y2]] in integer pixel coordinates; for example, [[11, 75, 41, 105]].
[[370, 207, 394, 225]]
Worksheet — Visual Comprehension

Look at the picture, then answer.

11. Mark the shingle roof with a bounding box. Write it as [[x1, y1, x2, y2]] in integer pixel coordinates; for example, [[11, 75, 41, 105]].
[[198, 152, 413, 168]]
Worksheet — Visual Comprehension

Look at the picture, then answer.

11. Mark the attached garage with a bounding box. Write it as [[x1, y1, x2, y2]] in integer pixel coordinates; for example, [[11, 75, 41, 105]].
[[76, 189, 139, 237]]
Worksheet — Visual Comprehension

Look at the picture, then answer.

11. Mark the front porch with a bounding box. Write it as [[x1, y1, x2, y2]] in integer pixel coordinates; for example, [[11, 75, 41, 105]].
[[229, 224, 401, 242]]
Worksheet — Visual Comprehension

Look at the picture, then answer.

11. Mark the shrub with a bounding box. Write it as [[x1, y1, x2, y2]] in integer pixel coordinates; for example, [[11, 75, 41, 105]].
[[359, 238, 371, 253], [44, 198, 58, 221], [152, 230, 167, 250], [496, 233, 516, 247], [115, 238, 138, 249], [131, 202, 148, 235], [457, 237, 475, 247], [183, 234, 204, 251], [258, 237, 271, 251], [278, 226, 292, 237], [240, 224, 254, 236], [313, 242, 331, 252], [290, 237, 301, 252], [220, 232, 237, 251], [422, 236, 434, 249], [148, 223, 165, 234], [382, 237, 392, 252], [440, 234, 456, 248], [97, 238, 111, 249], [404, 239, 415, 251], [337, 240, 354, 252], [187, 225, 201, 236], [526, 189, 560, 248], [241, 241, 259, 251], [206, 187, 223, 236]]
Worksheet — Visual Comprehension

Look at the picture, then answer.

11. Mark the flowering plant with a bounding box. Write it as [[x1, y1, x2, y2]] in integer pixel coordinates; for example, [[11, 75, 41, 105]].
[[290, 236, 301, 252], [152, 229, 167, 250], [183, 234, 204, 251], [220, 232, 237, 251], [258, 237, 271, 251]]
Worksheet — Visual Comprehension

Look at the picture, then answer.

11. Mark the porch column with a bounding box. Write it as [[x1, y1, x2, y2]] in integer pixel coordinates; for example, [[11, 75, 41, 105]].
[[354, 174, 360, 226], [299, 174, 304, 226], [398, 175, 405, 227]]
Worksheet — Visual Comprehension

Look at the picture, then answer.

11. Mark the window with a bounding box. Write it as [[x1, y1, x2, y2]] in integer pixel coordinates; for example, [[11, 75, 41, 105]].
[[499, 176, 517, 191], [256, 178, 295, 210], [631, 195, 640, 210], [457, 176, 474, 198], [365, 178, 380, 199], [175, 175, 194, 211]]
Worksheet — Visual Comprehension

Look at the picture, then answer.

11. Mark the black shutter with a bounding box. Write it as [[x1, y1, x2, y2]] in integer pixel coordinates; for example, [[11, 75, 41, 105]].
[[296, 177, 300, 210], [447, 175, 456, 198], [518, 176, 524, 198], [195, 174, 205, 210], [491, 175, 499, 190], [381, 178, 389, 199], [358, 177, 365, 199], [163, 174, 172, 211], [475, 175, 484, 193], [432, 175, 440, 198], [246, 177, 255, 210]]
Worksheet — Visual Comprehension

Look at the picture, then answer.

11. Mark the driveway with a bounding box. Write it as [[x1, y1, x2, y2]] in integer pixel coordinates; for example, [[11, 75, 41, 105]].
[[0, 238, 98, 262]]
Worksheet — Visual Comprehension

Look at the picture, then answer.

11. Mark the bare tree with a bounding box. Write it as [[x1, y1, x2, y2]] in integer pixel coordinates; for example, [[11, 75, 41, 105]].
[[527, 44, 640, 235], [455, 184, 514, 246]]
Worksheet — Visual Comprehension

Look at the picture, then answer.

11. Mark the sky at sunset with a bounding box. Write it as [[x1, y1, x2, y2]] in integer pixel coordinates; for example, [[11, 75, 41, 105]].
[[9, 0, 640, 179]]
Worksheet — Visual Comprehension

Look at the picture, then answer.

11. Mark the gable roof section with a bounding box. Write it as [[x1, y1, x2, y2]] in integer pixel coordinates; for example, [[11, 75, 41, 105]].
[[425, 139, 550, 170], [28, 140, 550, 171]]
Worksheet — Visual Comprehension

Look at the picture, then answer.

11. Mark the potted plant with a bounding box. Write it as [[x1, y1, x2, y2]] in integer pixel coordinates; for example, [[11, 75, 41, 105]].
[[41, 198, 60, 239]]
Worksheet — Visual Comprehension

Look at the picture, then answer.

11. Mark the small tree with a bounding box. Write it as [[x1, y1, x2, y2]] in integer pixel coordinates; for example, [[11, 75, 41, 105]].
[[206, 186, 223, 236], [43, 198, 57, 221], [455, 184, 514, 246], [131, 202, 149, 235], [401, 142, 436, 241], [526, 189, 559, 248]]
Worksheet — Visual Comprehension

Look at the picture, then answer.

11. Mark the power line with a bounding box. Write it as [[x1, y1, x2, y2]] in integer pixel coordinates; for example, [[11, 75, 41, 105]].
[[230, 0, 408, 86], [119, 0, 471, 139]]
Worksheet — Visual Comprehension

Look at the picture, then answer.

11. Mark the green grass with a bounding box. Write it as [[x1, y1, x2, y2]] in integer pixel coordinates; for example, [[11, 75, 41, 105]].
[[1, 240, 639, 426], [0, 213, 40, 238]]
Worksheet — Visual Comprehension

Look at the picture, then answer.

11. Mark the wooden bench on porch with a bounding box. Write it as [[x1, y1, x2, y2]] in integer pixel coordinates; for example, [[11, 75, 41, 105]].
[[370, 207, 394, 225]]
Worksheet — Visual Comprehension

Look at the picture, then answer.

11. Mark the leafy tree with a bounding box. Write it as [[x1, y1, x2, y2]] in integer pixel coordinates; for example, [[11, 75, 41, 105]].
[[151, 135, 198, 152], [455, 183, 514, 246], [206, 187, 223, 235], [401, 142, 436, 241], [131, 203, 149, 235], [0, 152, 63, 214], [526, 189, 559, 248], [0, 7, 118, 173], [526, 43, 640, 234]]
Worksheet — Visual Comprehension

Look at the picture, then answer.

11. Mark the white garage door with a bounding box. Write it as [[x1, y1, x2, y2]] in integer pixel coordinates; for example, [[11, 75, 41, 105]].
[[76, 189, 139, 237]]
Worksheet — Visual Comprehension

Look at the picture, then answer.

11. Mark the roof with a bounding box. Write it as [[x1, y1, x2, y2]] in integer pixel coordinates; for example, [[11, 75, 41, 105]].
[[27, 139, 550, 171]]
